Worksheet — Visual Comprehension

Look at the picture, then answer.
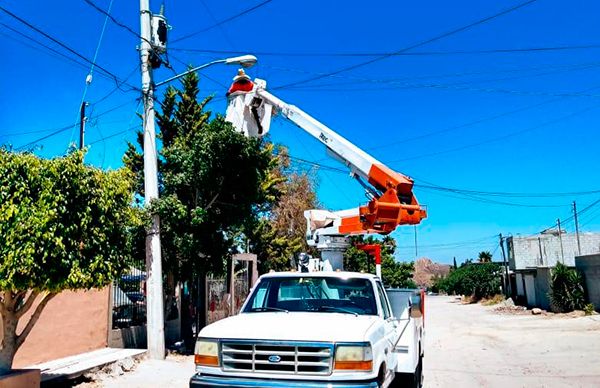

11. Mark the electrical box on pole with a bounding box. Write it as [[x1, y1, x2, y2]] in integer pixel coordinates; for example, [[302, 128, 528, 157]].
[[151, 13, 168, 54]]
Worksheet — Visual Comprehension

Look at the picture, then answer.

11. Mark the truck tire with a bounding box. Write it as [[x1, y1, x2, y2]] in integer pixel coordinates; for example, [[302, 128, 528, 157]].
[[391, 355, 422, 388]]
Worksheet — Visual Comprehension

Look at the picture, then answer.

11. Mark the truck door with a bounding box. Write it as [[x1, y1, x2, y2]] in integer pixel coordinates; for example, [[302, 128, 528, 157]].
[[375, 281, 399, 380]]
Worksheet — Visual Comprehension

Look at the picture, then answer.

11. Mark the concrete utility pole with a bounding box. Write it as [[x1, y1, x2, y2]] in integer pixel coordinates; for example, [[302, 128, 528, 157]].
[[413, 225, 418, 259], [140, 0, 165, 359], [79, 102, 87, 150], [499, 233, 510, 296], [573, 201, 582, 255], [557, 218, 565, 263]]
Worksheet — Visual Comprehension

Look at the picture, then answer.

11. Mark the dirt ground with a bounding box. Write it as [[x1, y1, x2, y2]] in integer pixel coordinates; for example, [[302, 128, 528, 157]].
[[424, 295, 600, 388], [78, 295, 600, 387]]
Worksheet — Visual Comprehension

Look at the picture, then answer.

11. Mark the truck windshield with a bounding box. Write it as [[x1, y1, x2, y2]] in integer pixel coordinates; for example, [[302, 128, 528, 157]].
[[243, 276, 377, 316]]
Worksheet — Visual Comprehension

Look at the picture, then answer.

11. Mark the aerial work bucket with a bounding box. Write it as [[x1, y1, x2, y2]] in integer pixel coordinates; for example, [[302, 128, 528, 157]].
[[225, 75, 272, 137]]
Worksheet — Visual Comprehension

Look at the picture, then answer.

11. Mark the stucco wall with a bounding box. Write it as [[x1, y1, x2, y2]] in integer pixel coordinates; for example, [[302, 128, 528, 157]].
[[12, 288, 109, 367], [576, 254, 600, 310], [534, 268, 552, 311]]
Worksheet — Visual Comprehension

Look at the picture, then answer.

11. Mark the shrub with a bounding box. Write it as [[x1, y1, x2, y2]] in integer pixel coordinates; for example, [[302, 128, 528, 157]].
[[584, 303, 595, 316], [549, 262, 586, 313], [432, 263, 501, 300]]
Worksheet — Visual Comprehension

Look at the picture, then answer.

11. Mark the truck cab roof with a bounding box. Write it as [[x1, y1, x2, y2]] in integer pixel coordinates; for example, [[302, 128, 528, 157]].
[[258, 270, 380, 281]]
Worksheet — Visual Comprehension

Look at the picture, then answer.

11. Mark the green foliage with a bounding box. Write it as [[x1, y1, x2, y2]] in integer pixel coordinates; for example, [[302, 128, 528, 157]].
[[0, 150, 136, 291], [0, 149, 136, 372], [433, 262, 501, 300], [344, 236, 416, 288], [584, 303, 595, 316], [246, 149, 319, 272], [478, 251, 492, 263], [124, 72, 288, 280], [549, 262, 586, 313]]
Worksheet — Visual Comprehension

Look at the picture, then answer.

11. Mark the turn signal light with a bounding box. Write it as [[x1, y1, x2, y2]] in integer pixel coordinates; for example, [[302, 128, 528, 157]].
[[194, 354, 219, 366], [334, 360, 373, 371]]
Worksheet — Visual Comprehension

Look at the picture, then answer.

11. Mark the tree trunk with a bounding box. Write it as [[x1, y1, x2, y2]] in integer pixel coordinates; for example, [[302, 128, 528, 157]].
[[0, 312, 18, 375]]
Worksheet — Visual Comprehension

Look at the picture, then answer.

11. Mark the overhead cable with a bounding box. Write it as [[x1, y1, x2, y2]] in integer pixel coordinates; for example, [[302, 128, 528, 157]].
[[171, 0, 274, 44], [274, 0, 539, 89]]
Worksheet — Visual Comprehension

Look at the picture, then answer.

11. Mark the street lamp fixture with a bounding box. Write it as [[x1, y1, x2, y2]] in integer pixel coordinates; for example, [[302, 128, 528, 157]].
[[155, 54, 258, 87]]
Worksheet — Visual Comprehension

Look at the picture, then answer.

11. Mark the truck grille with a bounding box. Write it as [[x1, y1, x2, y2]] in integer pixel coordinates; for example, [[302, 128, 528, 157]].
[[221, 340, 333, 375]]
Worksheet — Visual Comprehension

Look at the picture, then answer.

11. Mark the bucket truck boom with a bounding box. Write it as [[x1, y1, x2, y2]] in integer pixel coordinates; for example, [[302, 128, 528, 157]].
[[225, 74, 426, 270]]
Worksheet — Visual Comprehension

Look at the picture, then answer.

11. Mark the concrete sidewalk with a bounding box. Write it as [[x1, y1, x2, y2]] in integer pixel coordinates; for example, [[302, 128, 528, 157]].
[[28, 347, 146, 383]]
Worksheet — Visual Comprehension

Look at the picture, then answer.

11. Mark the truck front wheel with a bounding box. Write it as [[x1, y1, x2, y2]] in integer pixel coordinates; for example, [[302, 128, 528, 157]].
[[391, 355, 422, 388]]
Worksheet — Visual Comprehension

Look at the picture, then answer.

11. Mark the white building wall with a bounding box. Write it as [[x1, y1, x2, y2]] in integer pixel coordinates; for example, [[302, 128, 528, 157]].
[[508, 232, 600, 270]]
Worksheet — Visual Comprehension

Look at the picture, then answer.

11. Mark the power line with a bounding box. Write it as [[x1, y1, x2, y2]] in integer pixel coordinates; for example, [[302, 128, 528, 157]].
[[171, 0, 275, 44], [170, 43, 600, 58], [72, 0, 116, 143], [278, 60, 600, 90], [13, 99, 139, 151], [88, 125, 140, 145], [82, 0, 150, 44], [0, 5, 140, 92], [1, 22, 92, 73], [388, 103, 600, 164], [273, 0, 539, 89]]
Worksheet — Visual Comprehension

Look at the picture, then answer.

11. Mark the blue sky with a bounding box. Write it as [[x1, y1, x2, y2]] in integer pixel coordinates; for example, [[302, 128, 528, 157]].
[[2, 0, 600, 264]]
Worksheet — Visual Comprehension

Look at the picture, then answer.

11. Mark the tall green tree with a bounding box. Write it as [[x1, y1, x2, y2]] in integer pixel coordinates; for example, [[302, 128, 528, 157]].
[[344, 236, 416, 288], [247, 149, 319, 272], [478, 251, 493, 263], [0, 150, 136, 374], [124, 72, 281, 281]]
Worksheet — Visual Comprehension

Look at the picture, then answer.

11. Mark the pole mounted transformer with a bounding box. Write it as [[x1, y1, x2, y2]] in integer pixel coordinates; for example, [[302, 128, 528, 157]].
[[151, 7, 168, 54]]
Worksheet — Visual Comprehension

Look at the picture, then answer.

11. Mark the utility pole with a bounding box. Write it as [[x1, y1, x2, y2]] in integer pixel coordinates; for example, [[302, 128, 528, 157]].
[[573, 201, 582, 255], [414, 225, 418, 259], [537, 237, 544, 266], [79, 102, 87, 150], [499, 233, 510, 297], [140, 0, 165, 359], [557, 218, 565, 263]]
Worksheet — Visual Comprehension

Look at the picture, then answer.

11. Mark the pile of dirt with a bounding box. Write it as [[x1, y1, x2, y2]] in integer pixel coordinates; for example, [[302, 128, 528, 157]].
[[413, 257, 451, 288]]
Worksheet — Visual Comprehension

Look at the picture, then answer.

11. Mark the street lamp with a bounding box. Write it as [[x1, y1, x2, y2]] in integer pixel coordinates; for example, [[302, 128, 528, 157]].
[[155, 54, 257, 87]]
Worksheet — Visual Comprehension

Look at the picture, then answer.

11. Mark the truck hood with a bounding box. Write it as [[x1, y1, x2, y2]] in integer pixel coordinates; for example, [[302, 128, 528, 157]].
[[200, 312, 380, 343]]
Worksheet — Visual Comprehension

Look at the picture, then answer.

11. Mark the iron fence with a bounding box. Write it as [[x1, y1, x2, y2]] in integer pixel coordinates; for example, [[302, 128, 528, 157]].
[[112, 263, 147, 329]]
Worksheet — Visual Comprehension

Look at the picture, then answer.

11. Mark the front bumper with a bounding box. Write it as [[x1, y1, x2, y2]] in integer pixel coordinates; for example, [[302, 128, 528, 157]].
[[189, 374, 379, 388]]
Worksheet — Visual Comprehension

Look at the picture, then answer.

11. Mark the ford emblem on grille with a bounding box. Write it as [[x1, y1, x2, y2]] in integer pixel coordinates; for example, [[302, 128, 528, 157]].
[[268, 355, 281, 363]]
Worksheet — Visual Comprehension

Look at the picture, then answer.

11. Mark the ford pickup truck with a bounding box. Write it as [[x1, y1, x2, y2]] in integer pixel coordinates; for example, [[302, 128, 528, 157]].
[[189, 271, 424, 387]]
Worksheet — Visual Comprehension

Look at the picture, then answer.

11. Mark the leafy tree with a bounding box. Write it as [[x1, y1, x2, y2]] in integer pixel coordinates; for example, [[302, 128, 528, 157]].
[[549, 262, 586, 313], [344, 236, 416, 288], [124, 72, 279, 281], [453, 257, 457, 269], [0, 150, 135, 373], [478, 251, 492, 263], [248, 149, 319, 272], [433, 262, 501, 300]]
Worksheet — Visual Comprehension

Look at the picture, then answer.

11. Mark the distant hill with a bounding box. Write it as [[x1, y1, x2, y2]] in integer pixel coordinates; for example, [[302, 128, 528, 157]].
[[413, 258, 451, 288]]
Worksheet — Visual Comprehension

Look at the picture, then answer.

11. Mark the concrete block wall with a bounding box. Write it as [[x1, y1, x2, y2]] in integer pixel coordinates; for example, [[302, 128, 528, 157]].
[[575, 254, 600, 310], [508, 233, 600, 270]]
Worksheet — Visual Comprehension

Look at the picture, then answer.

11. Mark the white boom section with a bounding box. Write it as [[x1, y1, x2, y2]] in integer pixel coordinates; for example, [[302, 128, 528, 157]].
[[227, 78, 382, 183]]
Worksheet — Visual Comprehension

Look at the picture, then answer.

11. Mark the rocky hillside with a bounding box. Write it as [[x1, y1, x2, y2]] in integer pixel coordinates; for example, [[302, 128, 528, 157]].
[[413, 258, 451, 288]]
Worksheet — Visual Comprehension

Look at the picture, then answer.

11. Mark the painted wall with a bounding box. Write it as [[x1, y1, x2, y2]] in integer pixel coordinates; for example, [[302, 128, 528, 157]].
[[12, 288, 109, 367], [534, 268, 552, 311], [576, 254, 600, 310]]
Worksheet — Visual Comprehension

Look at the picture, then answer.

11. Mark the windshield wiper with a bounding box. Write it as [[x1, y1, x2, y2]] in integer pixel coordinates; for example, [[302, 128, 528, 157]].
[[248, 307, 288, 313], [317, 306, 358, 316]]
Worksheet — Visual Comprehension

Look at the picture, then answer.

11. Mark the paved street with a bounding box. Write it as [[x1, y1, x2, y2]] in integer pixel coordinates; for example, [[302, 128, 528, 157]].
[[424, 296, 600, 387], [79, 296, 600, 387]]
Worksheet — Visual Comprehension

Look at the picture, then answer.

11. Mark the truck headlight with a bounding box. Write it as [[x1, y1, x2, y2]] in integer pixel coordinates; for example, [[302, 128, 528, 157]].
[[194, 339, 219, 367], [334, 345, 373, 371]]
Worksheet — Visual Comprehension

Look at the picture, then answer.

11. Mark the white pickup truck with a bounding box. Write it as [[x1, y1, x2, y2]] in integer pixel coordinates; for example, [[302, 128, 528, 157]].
[[189, 271, 424, 387]]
